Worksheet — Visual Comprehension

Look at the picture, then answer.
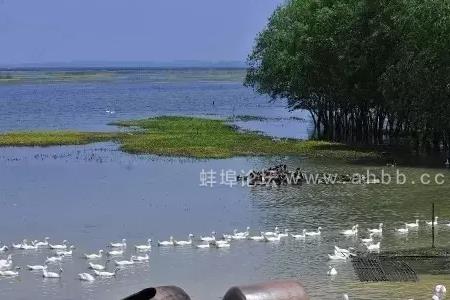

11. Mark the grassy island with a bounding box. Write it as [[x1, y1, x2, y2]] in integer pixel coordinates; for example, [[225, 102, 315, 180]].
[[0, 116, 379, 160]]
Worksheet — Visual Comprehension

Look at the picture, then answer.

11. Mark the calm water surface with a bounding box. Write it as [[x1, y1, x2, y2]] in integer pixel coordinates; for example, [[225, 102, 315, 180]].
[[0, 70, 449, 300]]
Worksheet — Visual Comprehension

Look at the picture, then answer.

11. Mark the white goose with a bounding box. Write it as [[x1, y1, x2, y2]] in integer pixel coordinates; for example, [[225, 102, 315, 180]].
[[27, 264, 48, 271], [84, 250, 104, 259], [235, 227, 251, 237], [34, 237, 50, 247], [157, 236, 175, 246], [49, 240, 68, 250], [434, 284, 447, 299], [89, 262, 106, 271], [263, 227, 280, 237], [0, 243, 8, 252], [107, 249, 124, 256], [405, 219, 420, 228], [396, 226, 409, 234], [305, 227, 322, 236], [361, 233, 374, 244], [366, 242, 381, 251], [327, 266, 338, 276], [341, 225, 358, 236], [0, 255, 12, 269], [263, 234, 281, 242], [174, 234, 194, 246], [195, 243, 210, 249], [328, 251, 348, 260], [78, 273, 95, 281], [114, 258, 134, 266], [131, 254, 149, 262], [110, 239, 127, 248], [0, 270, 18, 276], [223, 230, 237, 240], [56, 250, 72, 256], [334, 246, 354, 257], [12, 239, 28, 249], [43, 268, 62, 278], [135, 239, 152, 251], [290, 229, 307, 239], [200, 232, 216, 242], [46, 256, 63, 264], [93, 268, 118, 277], [426, 217, 438, 226], [20, 241, 38, 250], [368, 223, 383, 235], [211, 241, 231, 248]]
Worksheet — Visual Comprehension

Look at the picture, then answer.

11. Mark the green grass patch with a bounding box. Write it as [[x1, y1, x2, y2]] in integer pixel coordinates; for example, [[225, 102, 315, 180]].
[[0, 116, 380, 160], [0, 131, 118, 147]]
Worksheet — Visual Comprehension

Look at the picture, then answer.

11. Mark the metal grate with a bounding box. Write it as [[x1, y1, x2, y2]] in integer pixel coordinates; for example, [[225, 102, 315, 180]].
[[352, 256, 418, 282]]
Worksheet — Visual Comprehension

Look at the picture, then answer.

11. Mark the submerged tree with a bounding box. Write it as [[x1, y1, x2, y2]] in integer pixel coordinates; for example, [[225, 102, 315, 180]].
[[245, 0, 450, 152]]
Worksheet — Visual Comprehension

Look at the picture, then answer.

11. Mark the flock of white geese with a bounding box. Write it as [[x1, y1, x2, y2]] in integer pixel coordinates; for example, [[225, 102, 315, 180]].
[[0, 219, 447, 299]]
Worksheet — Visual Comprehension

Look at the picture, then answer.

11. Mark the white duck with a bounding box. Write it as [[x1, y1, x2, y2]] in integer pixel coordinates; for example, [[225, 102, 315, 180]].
[[27, 264, 48, 271], [131, 254, 149, 262], [49, 240, 68, 250], [405, 219, 420, 228], [396, 226, 409, 234], [305, 227, 322, 236], [34, 237, 50, 247], [366, 242, 381, 251], [135, 239, 152, 251], [174, 234, 194, 246], [107, 249, 124, 256], [93, 268, 118, 277], [78, 273, 95, 281], [327, 266, 338, 276], [46, 256, 63, 264], [290, 230, 307, 239], [89, 262, 106, 271], [0, 270, 18, 276], [341, 225, 358, 236], [43, 268, 62, 278], [368, 223, 383, 235], [200, 232, 216, 242], [114, 258, 134, 266], [157, 236, 175, 246], [426, 217, 438, 226], [263, 227, 280, 237], [84, 250, 104, 259], [110, 239, 127, 248]]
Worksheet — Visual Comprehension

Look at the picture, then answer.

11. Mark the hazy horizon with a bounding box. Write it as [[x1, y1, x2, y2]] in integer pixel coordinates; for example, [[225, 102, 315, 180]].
[[0, 0, 283, 66]]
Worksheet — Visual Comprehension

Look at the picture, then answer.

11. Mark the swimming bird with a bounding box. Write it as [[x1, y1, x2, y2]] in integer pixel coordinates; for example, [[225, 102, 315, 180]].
[[234, 227, 251, 237], [89, 262, 106, 271], [20, 241, 38, 250], [43, 268, 63, 278], [174, 234, 193, 246], [277, 229, 290, 238], [27, 264, 48, 271], [34, 237, 50, 247], [200, 232, 216, 242], [341, 225, 358, 236], [84, 250, 103, 259], [434, 284, 447, 299], [110, 239, 127, 248], [263, 227, 280, 237], [327, 266, 338, 276], [131, 254, 149, 262], [114, 258, 134, 266], [93, 268, 118, 277], [334, 246, 354, 256], [107, 249, 123, 256], [0, 255, 13, 270], [305, 227, 322, 236], [12, 239, 28, 249], [0, 270, 18, 276], [195, 243, 210, 249], [328, 252, 348, 260], [46, 256, 63, 264], [135, 239, 152, 251], [263, 234, 281, 242], [56, 250, 72, 256], [248, 232, 266, 241], [368, 223, 383, 235], [366, 242, 381, 251], [0, 243, 8, 252], [405, 219, 420, 228], [426, 217, 438, 226], [78, 273, 95, 281], [343, 294, 349, 300], [396, 226, 409, 234], [157, 236, 175, 246], [211, 240, 231, 248], [49, 240, 68, 250], [361, 233, 374, 244], [290, 229, 307, 239]]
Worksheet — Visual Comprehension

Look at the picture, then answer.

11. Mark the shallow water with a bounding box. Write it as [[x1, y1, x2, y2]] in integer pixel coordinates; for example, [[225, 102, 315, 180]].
[[0, 143, 449, 299], [1, 69, 450, 299]]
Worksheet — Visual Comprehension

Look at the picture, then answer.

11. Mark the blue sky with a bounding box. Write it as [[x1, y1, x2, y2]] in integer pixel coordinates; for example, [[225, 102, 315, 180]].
[[0, 0, 283, 65]]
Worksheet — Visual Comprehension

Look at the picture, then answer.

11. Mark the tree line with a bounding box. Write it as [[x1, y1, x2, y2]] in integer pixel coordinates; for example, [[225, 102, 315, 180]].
[[245, 0, 450, 153]]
